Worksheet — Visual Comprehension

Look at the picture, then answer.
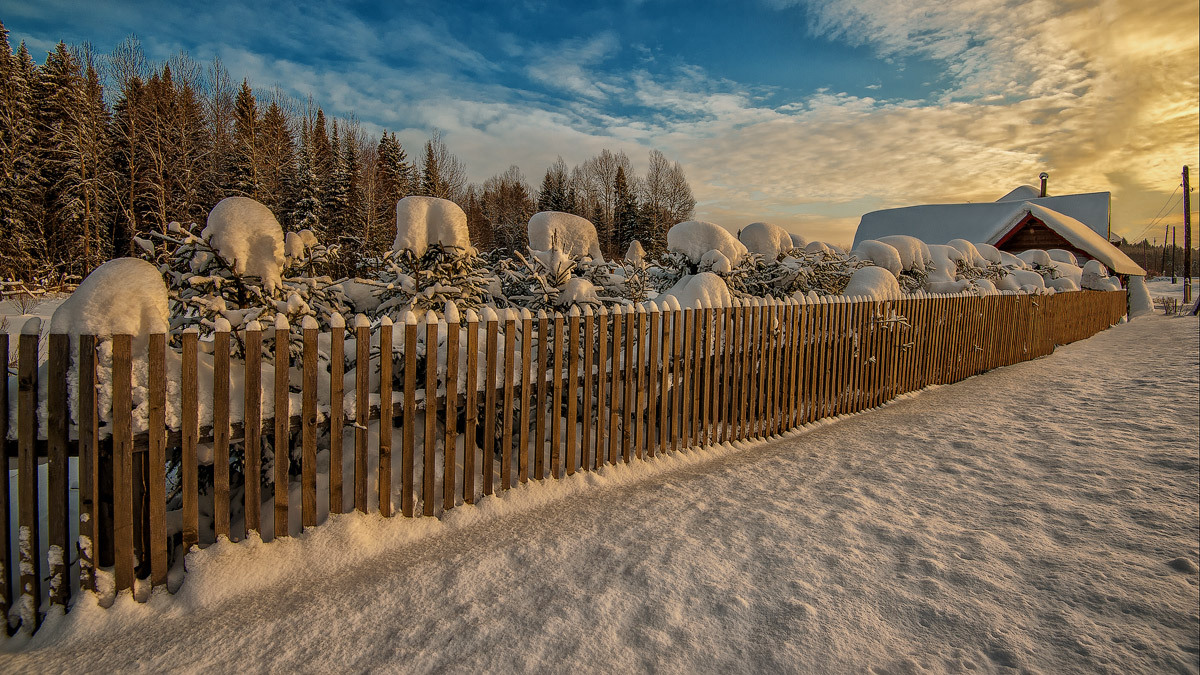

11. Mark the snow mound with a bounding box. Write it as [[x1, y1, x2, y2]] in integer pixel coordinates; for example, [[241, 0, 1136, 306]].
[[876, 235, 931, 272], [1048, 260, 1083, 287], [739, 222, 794, 260], [996, 274, 1022, 292], [850, 240, 902, 278], [667, 221, 747, 266], [1017, 249, 1052, 266], [50, 258, 169, 339], [947, 239, 987, 268], [394, 196, 473, 256], [926, 244, 964, 283], [1127, 276, 1153, 317], [660, 272, 732, 309], [1048, 249, 1078, 265], [528, 211, 603, 261], [202, 196, 286, 292], [804, 241, 832, 255], [1008, 269, 1046, 290], [974, 242, 1003, 265], [624, 240, 646, 265], [700, 249, 733, 274], [843, 266, 900, 299], [998, 250, 1027, 269], [1049, 277, 1079, 292], [971, 278, 999, 295], [1080, 260, 1111, 290], [789, 233, 808, 249], [555, 277, 600, 307]]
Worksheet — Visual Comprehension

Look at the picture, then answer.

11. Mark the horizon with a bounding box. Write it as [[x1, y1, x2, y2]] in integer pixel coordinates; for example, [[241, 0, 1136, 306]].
[[2, 0, 1196, 244]]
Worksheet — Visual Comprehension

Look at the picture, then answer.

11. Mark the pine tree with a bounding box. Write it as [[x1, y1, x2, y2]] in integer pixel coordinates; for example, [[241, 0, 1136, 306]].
[[258, 99, 295, 217], [34, 42, 90, 277], [613, 165, 641, 256], [323, 120, 347, 234], [536, 156, 570, 213], [230, 79, 259, 198], [290, 121, 321, 232], [0, 30, 40, 278]]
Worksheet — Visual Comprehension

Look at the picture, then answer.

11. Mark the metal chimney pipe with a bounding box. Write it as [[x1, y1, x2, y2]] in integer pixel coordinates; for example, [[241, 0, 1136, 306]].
[[1038, 172, 1049, 198]]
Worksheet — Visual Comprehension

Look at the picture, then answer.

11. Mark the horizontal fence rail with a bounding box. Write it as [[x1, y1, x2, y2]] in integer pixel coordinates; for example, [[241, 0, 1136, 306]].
[[1, 289, 1128, 633]]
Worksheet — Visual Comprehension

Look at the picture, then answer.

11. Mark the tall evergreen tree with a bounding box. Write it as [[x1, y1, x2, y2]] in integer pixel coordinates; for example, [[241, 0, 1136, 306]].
[[230, 79, 259, 198], [536, 156, 570, 213], [34, 42, 90, 275], [613, 165, 641, 256], [258, 99, 295, 217], [0, 30, 40, 278], [290, 121, 321, 232]]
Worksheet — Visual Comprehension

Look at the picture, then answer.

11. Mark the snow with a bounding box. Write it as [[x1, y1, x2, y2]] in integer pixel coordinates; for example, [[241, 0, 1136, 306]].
[[393, 196, 473, 256], [842, 266, 900, 299], [554, 277, 600, 307], [699, 249, 732, 274], [667, 220, 748, 266], [850, 240, 902, 278], [1127, 275, 1154, 317], [1018, 248, 1052, 266], [875, 235, 931, 272], [624, 240, 646, 265], [925, 244, 962, 284], [996, 184, 1041, 201], [48, 259, 169, 340], [5, 313, 1195, 672], [738, 222, 794, 260], [789, 233, 808, 249], [946, 239, 987, 267], [659, 272, 733, 309], [201, 197, 286, 293], [527, 211, 604, 261], [1048, 248, 1078, 265], [974, 242, 1003, 265], [1049, 277, 1080, 292], [998, 250, 1027, 269]]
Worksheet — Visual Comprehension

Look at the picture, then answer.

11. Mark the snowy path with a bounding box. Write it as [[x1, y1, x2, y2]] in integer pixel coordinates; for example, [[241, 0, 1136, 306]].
[[3, 315, 1198, 673]]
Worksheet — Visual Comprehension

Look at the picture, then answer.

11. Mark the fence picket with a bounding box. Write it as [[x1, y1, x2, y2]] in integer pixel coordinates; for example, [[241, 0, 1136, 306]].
[[534, 313, 548, 478], [302, 324, 318, 527], [446, 318, 461, 506], [485, 316, 499, 491], [623, 308, 635, 462], [610, 308, 623, 464], [77, 335, 99, 594], [109, 334, 132, 596], [47, 333, 69, 608], [404, 319, 418, 516], [355, 319, 370, 513], [503, 317, 517, 487], [426, 317, 440, 513], [549, 314, 563, 477], [273, 322, 289, 537], [595, 309, 608, 470], [329, 316, 345, 516], [244, 325, 262, 535], [147, 333, 168, 587], [464, 315, 479, 502], [582, 309, 595, 469], [378, 319, 393, 518], [566, 312, 579, 473], [635, 309, 647, 459]]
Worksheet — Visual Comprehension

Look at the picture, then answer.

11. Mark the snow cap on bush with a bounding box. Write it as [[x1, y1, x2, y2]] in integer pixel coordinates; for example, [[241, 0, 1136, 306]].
[[50, 258, 169, 340], [625, 240, 646, 265], [1017, 249, 1052, 266], [947, 239, 988, 268], [660, 272, 733, 309], [667, 220, 747, 266], [974, 242, 1003, 265], [528, 211, 604, 261], [700, 249, 732, 274], [1048, 249, 1078, 265], [789, 233, 809, 249], [202, 196, 286, 292], [876, 235, 932, 272], [739, 222, 794, 260], [555, 277, 601, 307], [843, 265, 900, 299], [394, 196, 473, 256], [850, 240, 903, 278], [1080, 260, 1111, 290]]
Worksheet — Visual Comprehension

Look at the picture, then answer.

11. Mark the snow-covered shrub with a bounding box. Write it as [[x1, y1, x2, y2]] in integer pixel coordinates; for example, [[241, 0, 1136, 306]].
[[723, 248, 865, 299], [789, 233, 808, 249], [1128, 276, 1153, 316], [876, 235, 932, 273], [50, 258, 169, 341], [947, 239, 988, 269], [974, 243, 1003, 265], [203, 196, 286, 293], [667, 220, 747, 269], [1080, 260, 1114, 291], [555, 277, 602, 309], [393, 196, 474, 256], [374, 244, 497, 317], [850, 240, 903, 278], [625, 240, 646, 265], [659, 272, 733, 309], [739, 222, 794, 260], [1049, 277, 1080, 292], [1047, 249, 1077, 265], [843, 265, 900, 299], [528, 211, 604, 261]]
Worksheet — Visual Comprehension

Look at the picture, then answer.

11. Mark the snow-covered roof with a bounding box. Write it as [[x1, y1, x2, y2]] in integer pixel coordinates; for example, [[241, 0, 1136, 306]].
[[997, 185, 1041, 202], [853, 199, 1142, 276]]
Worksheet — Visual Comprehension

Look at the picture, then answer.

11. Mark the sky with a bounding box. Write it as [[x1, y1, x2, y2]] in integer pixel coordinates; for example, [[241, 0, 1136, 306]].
[[1, 0, 1197, 245]]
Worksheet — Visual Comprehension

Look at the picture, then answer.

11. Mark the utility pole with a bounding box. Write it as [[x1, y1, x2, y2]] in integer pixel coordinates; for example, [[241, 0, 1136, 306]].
[[1162, 225, 1170, 276], [1171, 226, 1177, 283], [1184, 166, 1192, 303]]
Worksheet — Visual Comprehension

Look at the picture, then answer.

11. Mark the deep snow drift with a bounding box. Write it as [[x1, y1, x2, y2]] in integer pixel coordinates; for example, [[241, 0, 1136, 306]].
[[3, 312, 1196, 672]]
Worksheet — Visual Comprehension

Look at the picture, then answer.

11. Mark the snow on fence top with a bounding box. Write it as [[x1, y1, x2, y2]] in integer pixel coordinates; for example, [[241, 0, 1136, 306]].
[[527, 211, 604, 261], [202, 197, 286, 293], [393, 196, 474, 256]]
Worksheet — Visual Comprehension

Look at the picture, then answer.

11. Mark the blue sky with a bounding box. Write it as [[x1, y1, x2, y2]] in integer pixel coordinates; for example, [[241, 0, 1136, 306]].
[[2, 0, 1197, 244]]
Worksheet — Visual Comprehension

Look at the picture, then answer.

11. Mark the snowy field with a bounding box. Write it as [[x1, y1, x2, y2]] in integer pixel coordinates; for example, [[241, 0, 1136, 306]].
[[2, 308, 1196, 672]]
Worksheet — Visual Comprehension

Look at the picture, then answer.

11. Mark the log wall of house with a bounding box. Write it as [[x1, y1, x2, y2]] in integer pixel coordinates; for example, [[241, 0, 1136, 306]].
[[995, 217, 1095, 263]]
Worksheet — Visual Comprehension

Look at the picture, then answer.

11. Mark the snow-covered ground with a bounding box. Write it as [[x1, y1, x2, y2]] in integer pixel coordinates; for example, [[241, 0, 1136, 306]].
[[2, 308, 1195, 672]]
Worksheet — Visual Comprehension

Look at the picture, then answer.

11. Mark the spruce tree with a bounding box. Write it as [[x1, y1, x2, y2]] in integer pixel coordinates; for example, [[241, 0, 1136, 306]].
[[0, 30, 39, 278], [230, 79, 259, 198], [34, 42, 89, 276], [258, 99, 295, 218]]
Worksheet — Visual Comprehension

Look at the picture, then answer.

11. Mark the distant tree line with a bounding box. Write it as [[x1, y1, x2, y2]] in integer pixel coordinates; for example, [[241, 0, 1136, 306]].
[[0, 24, 695, 282], [1123, 237, 1199, 279]]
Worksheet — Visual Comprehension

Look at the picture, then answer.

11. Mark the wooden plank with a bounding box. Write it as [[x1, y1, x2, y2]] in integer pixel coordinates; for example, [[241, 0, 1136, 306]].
[[581, 310, 595, 470], [47, 333, 70, 607], [673, 308, 686, 450], [609, 308, 623, 464], [484, 317, 499, 492], [301, 324, 318, 527], [445, 318, 460, 507], [502, 317, 517, 487], [273, 324, 289, 537], [565, 312, 580, 473], [213, 329, 231, 538], [403, 320, 418, 516], [680, 308, 695, 445], [147, 334, 168, 588], [378, 320, 393, 518], [646, 307, 659, 458], [182, 331, 200, 549], [634, 309, 647, 459], [534, 313, 548, 478], [622, 307, 635, 462], [658, 307, 671, 451], [76, 335, 98, 595], [110, 334, 132, 595], [690, 307, 703, 445], [720, 306, 733, 441], [355, 321, 370, 513], [0, 332, 8, 614], [425, 317, 439, 513], [244, 325, 262, 535], [698, 308, 712, 445], [838, 298, 856, 412], [760, 302, 775, 436], [329, 316, 345, 516], [772, 304, 787, 435], [463, 316, 478, 503], [548, 314, 562, 477], [595, 309, 609, 470], [789, 301, 805, 427]]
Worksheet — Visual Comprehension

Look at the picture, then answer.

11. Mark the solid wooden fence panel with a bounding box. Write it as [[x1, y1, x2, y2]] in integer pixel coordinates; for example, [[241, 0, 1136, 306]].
[[426, 318, 440, 513], [464, 316, 479, 502], [355, 320, 370, 514], [549, 314, 562, 477], [503, 317, 517, 487], [534, 313, 548, 478], [329, 317, 345, 516], [147, 334, 168, 588], [273, 324, 289, 537], [566, 312, 579, 473], [623, 308, 635, 462], [595, 309, 608, 470], [403, 320, 418, 516], [581, 310, 595, 470], [213, 330, 231, 538], [484, 317, 499, 492], [378, 320, 393, 518], [244, 325, 262, 535], [446, 319, 461, 506], [182, 331, 200, 550], [302, 325, 318, 527], [109, 334, 132, 596], [77, 335, 99, 594], [610, 308, 624, 464], [635, 310, 647, 459], [46, 334, 69, 608]]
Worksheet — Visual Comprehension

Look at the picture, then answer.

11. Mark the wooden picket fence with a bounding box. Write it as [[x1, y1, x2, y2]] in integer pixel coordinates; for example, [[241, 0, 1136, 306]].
[[1, 289, 1127, 633]]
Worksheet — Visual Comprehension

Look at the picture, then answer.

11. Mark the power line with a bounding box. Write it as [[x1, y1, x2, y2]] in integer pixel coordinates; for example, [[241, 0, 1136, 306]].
[[1132, 185, 1181, 242]]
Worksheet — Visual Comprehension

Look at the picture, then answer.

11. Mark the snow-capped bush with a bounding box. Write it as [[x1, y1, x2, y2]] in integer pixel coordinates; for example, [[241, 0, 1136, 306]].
[[1018, 249, 1052, 267], [1080, 260, 1114, 291], [789, 233, 808, 249], [375, 243, 497, 317], [947, 239, 988, 268], [843, 265, 900, 299], [202, 196, 286, 293], [850, 240, 903, 278], [1049, 277, 1080, 292], [1048, 249, 1078, 265], [739, 222, 794, 260], [974, 243, 1003, 265], [998, 250, 1027, 269], [554, 277, 601, 308], [876, 235, 932, 273], [528, 211, 604, 261], [393, 196, 474, 256], [625, 240, 646, 265], [667, 220, 748, 268], [700, 249, 733, 274], [50, 258, 169, 341], [659, 272, 733, 309]]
